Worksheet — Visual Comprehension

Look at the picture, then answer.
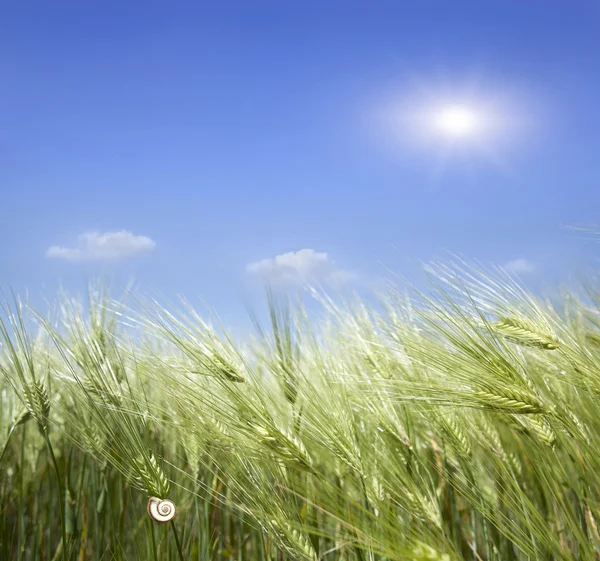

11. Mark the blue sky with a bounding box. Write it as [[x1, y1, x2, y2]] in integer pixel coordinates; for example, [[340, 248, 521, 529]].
[[2, 1, 600, 323]]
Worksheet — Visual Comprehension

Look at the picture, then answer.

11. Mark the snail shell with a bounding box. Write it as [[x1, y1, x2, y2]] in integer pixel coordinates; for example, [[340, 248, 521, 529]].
[[147, 497, 176, 523]]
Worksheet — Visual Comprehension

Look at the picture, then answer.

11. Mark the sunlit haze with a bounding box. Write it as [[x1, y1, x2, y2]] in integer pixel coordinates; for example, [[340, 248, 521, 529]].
[[433, 105, 482, 138]]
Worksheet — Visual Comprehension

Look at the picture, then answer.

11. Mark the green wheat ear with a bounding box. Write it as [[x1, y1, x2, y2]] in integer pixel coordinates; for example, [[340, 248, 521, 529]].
[[83, 376, 122, 407], [12, 408, 33, 429], [411, 540, 451, 561], [471, 387, 545, 414], [521, 414, 557, 449], [132, 453, 171, 498], [585, 332, 600, 348], [440, 413, 472, 459], [23, 381, 51, 433], [269, 519, 318, 561], [493, 316, 559, 349]]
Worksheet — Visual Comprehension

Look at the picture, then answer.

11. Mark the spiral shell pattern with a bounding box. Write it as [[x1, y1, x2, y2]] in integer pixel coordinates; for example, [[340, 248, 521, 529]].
[[147, 497, 176, 523]]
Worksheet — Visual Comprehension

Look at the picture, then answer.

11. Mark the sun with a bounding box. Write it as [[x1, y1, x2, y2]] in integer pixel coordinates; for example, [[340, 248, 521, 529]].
[[433, 105, 481, 138], [373, 72, 535, 178]]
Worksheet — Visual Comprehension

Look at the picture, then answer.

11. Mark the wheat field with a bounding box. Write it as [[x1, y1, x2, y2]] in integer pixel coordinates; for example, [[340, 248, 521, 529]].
[[2, 261, 600, 560]]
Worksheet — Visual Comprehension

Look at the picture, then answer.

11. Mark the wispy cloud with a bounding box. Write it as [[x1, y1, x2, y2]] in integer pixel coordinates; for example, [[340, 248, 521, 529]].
[[247, 249, 356, 285], [46, 231, 156, 262], [504, 258, 536, 275]]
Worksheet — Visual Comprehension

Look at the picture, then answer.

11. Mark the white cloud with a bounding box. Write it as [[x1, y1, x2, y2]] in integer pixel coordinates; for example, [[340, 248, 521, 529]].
[[46, 231, 156, 262], [504, 258, 536, 275], [246, 249, 355, 285]]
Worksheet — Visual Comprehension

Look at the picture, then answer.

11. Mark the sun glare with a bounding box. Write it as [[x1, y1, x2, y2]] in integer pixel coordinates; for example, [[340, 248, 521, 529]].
[[434, 105, 481, 138], [374, 73, 535, 178]]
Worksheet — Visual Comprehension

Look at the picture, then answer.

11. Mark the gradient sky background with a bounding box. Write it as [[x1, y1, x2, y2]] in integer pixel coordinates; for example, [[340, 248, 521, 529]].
[[2, 1, 600, 324]]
